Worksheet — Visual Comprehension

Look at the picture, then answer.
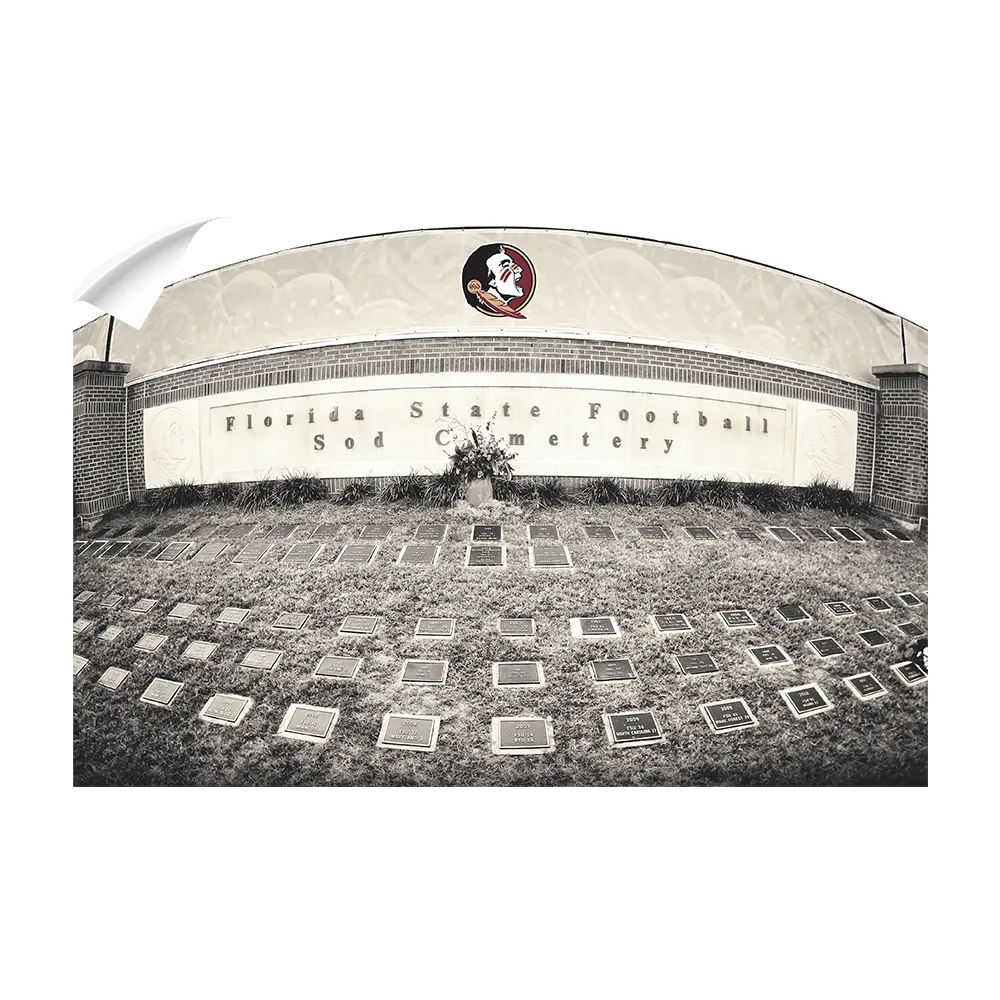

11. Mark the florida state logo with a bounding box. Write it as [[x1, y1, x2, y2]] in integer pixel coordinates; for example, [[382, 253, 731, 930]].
[[462, 244, 535, 319]]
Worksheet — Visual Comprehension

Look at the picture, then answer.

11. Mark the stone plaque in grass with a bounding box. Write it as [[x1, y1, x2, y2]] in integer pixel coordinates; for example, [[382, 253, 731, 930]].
[[492, 717, 554, 755], [400, 659, 448, 685], [638, 525, 668, 540], [396, 544, 441, 567], [589, 657, 638, 682], [734, 526, 762, 541], [359, 524, 392, 541], [808, 637, 846, 658], [128, 542, 160, 559], [896, 592, 923, 607], [884, 528, 914, 542], [844, 672, 888, 701], [895, 622, 926, 638], [338, 615, 379, 636], [683, 525, 719, 541], [273, 612, 310, 631], [98, 666, 130, 691], [156, 541, 190, 562], [129, 598, 157, 615], [583, 524, 616, 540], [471, 523, 503, 542], [73, 542, 88, 557], [191, 541, 229, 563], [182, 640, 219, 661], [377, 713, 440, 752], [675, 652, 720, 676], [73, 618, 94, 635], [415, 617, 456, 638], [466, 544, 506, 567], [132, 524, 156, 538], [414, 523, 447, 542], [651, 613, 693, 633], [570, 616, 620, 638], [282, 541, 323, 564], [157, 523, 187, 538], [278, 704, 339, 743], [185, 524, 216, 540], [775, 603, 812, 623], [216, 607, 251, 626], [780, 683, 834, 719], [891, 661, 928, 687], [231, 540, 273, 564], [746, 644, 793, 667], [700, 698, 759, 733], [717, 609, 757, 629], [140, 678, 183, 708], [803, 527, 836, 542], [199, 693, 253, 727], [240, 648, 281, 670], [336, 543, 378, 565], [529, 545, 573, 569], [79, 541, 107, 557], [831, 526, 865, 543], [311, 523, 342, 539], [603, 711, 665, 747], [167, 602, 198, 621], [823, 601, 857, 618], [314, 655, 363, 680], [134, 632, 167, 653], [74, 590, 96, 605], [862, 527, 890, 541], [262, 524, 299, 540], [498, 617, 535, 637], [225, 523, 258, 539], [858, 628, 890, 648], [528, 524, 560, 541], [99, 593, 125, 610], [863, 597, 893, 613], [493, 661, 544, 688], [99, 541, 131, 559], [766, 526, 803, 542], [97, 625, 125, 643], [73, 654, 89, 676]]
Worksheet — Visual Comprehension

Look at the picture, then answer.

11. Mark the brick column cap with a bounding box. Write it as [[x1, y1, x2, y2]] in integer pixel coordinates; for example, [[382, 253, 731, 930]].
[[871, 363, 927, 379], [74, 359, 131, 378]]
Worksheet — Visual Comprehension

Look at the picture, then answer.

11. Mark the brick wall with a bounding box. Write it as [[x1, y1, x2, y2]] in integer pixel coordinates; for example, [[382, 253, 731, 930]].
[[73, 360, 131, 525], [122, 335, 878, 498], [871, 364, 928, 520]]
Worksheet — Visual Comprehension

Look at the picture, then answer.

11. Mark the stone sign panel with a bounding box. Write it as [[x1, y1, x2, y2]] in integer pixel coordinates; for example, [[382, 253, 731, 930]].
[[651, 613, 693, 633], [277, 704, 339, 743], [140, 678, 183, 707], [493, 661, 544, 687], [603, 711, 665, 747], [314, 655, 363, 679], [675, 652, 720, 675], [492, 717, 554, 755], [199, 693, 253, 726], [400, 659, 448, 685], [700, 698, 759, 733], [589, 658, 638, 682], [377, 713, 440, 752], [780, 684, 834, 719], [844, 672, 888, 700], [97, 666, 130, 690], [240, 648, 282, 670]]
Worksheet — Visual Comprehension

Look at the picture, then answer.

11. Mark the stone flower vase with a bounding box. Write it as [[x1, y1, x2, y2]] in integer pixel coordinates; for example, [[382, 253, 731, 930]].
[[466, 475, 494, 507]]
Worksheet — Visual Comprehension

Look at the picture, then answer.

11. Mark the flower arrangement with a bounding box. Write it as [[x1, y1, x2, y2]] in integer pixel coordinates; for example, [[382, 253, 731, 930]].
[[439, 415, 517, 483]]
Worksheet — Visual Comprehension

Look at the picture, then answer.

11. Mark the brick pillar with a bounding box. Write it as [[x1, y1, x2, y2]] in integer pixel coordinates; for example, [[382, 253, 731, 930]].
[[73, 360, 132, 527], [871, 363, 928, 522]]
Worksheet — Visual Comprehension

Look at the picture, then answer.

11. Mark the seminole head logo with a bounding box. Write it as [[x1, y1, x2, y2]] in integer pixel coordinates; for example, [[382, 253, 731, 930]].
[[462, 243, 535, 319]]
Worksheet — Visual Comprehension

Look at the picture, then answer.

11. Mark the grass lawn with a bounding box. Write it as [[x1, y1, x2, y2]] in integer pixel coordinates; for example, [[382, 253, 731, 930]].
[[73, 498, 927, 786]]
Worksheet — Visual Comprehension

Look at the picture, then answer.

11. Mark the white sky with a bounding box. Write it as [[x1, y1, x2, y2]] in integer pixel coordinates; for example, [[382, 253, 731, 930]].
[[73, 215, 928, 327]]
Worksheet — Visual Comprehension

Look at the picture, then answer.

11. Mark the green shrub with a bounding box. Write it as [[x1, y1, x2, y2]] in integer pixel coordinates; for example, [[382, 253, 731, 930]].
[[334, 480, 373, 505], [578, 476, 628, 505], [654, 476, 698, 506], [700, 474, 743, 509], [274, 471, 328, 506], [423, 467, 465, 507], [621, 483, 652, 506], [204, 481, 240, 506], [741, 480, 794, 514], [376, 471, 429, 503], [533, 477, 572, 508], [145, 479, 205, 514], [236, 478, 277, 512]]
